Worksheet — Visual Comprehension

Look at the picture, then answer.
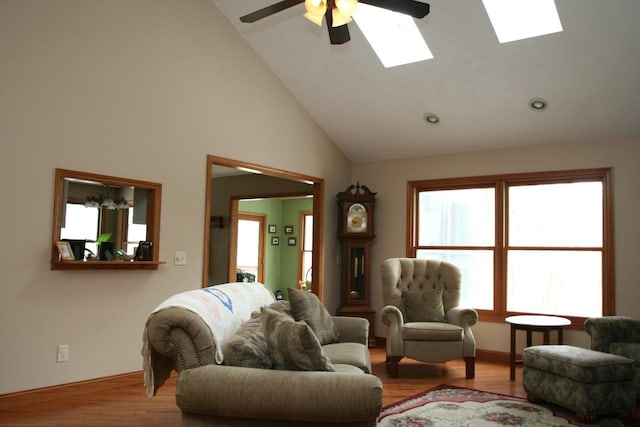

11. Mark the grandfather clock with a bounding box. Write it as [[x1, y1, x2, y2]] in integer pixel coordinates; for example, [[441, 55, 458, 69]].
[[337, 182, 376, 347]]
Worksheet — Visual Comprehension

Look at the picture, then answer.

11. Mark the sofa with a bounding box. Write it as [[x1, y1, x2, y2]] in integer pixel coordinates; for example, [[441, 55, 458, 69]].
[[142, 282, 383, 426], [584, 316, 640, 400]]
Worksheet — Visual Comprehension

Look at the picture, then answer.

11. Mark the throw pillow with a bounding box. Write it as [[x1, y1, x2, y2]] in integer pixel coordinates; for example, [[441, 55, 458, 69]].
[[403, 289, 446, 322], [222, 311, 273, 369], [287, 287, 339, 345], [261, 307, 335, 372]]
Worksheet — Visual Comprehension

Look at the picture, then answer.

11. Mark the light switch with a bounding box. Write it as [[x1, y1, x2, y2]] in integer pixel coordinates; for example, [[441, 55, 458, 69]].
[[174, 251, 187, 265]]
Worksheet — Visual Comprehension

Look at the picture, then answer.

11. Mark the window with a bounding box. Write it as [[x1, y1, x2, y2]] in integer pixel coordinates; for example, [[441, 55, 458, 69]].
[[408, 168, 613, 324]]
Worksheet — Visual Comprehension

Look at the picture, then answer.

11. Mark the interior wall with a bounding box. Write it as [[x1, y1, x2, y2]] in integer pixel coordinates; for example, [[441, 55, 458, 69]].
[[0, 0, 351, 395], [353, 137, 640, 353]]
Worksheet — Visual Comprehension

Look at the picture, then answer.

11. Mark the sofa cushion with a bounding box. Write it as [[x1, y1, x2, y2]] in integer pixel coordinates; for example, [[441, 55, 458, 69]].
[[261, 307, 335, 372], [332, 363, 367, 374], [287, 287, 339, 345], [523, 345, 634, 383], [610, 342, 640, 363], [403, 289, 446, 322], [322, 342, 370, 373]]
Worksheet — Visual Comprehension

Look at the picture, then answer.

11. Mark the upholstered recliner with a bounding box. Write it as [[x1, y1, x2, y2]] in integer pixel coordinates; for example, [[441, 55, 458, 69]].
[[380, 258, 478, 378], [584, 316, 640, 399]]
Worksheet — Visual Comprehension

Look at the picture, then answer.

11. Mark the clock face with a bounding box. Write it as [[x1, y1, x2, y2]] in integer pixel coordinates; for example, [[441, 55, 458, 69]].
[[347, 203, 368, 233]]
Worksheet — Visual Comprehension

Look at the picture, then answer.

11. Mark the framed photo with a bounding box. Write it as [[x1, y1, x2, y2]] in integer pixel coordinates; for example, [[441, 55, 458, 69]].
[[287, 237, 297, 246], [56, 241, 75, 261], [271, 236, 280, 245], [268, 224, 277, 234], [284, 225, 294, 234]]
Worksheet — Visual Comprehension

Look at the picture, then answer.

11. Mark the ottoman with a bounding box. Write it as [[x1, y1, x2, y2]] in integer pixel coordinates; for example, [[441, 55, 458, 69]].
[[523, 345, 636, 422]]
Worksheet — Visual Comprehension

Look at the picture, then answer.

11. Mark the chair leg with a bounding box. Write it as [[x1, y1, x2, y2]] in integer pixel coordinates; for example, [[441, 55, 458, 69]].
[[386, 356, 402, 378], [464, 356, 475, 379]]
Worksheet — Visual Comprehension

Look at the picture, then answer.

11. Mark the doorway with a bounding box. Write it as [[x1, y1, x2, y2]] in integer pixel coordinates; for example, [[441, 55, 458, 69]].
[[203, 155, 325, 299]]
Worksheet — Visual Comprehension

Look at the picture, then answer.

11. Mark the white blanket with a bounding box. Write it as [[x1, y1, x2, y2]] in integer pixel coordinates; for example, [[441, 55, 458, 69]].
[[142, 282, 275, 397]]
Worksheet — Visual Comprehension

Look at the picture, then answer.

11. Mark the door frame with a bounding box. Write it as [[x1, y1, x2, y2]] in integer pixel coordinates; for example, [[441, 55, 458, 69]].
[[203, 155, 325, 299]]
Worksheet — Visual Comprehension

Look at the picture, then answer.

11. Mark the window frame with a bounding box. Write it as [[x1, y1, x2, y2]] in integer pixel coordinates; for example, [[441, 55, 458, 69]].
[[298, 211, 313, 289], [407, 168, 614, 326]]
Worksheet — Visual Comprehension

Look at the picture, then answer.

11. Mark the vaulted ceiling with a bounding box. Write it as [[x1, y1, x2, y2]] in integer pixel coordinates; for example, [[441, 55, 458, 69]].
[[211, 1, 640, 163]]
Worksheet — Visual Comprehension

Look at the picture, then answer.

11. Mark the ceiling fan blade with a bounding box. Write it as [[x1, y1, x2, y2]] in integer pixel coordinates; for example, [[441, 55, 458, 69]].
[[358, 0, 430, 19], [239, 0, 305, 23], [326, 9, 351, 45]]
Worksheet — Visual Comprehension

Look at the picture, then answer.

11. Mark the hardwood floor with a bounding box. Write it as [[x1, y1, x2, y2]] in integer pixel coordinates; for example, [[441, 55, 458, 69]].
[[0, 347, 635, 425]]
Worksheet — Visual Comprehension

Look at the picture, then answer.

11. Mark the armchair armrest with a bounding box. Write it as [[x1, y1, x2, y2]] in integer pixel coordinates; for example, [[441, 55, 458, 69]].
[[332, 315, 368, 345], [381, 305, 404, 357], [176, 365, 383, 424], [446, 307, 479, 327], [584, 316, 640, 352]]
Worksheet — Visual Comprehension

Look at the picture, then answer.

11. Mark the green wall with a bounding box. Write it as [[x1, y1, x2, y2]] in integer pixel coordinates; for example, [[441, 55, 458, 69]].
[[239, 197, 313, 295]]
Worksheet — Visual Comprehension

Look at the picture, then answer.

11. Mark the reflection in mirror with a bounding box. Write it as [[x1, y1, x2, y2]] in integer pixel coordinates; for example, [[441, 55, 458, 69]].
[[203, 156, 325, 298], [51, 169, 162, 270]]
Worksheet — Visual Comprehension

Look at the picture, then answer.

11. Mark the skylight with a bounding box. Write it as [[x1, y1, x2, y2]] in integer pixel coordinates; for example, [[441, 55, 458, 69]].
[[482, 0, 563, 43], [353, 3, 432, 69]]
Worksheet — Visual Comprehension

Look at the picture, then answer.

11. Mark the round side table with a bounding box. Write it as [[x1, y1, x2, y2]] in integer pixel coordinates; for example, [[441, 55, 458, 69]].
[[505, 315, 571, 380]]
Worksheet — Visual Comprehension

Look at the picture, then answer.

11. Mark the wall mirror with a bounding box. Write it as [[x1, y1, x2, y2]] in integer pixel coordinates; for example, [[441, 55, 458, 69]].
[[51, 168, 162, 270], [203, 155, 325, 299]]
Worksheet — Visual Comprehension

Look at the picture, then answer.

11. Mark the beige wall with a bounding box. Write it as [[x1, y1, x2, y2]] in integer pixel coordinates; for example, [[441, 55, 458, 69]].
[[353, 137, 640, 352], [2, 0, 639, 396], [0, 0, 350, 394]]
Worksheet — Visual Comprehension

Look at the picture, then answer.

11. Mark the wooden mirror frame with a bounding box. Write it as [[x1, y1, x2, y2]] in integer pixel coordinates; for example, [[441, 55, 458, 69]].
[[51, 168, 163, 270], [203, 155, 325, 300]]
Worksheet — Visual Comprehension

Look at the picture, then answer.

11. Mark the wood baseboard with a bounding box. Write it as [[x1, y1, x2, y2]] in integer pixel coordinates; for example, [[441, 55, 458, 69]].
[[0, 371, 144, 400]]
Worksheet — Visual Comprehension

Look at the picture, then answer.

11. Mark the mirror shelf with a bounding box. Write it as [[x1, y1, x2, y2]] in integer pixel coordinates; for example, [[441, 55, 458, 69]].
[[51, 260, 166, 270], [51, 168, 163, 271]]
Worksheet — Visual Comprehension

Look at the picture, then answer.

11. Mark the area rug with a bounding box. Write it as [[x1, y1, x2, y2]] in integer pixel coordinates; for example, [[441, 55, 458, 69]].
[[377, 384, 637, 427]]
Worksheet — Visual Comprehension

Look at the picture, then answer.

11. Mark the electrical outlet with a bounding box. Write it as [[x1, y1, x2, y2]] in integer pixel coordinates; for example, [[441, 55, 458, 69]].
[[57, 345, 69, 363], [174, 251, 187, 265]]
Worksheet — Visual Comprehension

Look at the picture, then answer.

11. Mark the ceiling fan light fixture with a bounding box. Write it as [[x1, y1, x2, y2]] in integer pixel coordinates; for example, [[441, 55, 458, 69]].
[[336, 0, 358, 17], [304, 0, 327, 26], [332, 9, 353, 27]]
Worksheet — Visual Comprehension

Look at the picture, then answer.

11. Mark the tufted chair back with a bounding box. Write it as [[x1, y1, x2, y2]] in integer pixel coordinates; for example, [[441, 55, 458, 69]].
[[381, 257, 461, 319]]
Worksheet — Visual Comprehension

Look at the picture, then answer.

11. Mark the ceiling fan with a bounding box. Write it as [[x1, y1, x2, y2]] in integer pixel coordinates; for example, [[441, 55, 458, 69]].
[[239, 0, 430, 45]]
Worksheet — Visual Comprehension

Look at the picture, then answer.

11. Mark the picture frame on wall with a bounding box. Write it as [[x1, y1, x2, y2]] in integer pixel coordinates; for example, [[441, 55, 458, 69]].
[[56, 241, 75, 261], [287, 237, 297, 246], [271, 236, 280, 245], [284, 225, 294, 234], [268, 224, 277, 234]]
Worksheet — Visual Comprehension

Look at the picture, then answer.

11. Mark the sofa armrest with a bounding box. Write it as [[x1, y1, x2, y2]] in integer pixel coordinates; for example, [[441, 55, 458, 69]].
[[332, 316, 369, 345], [585, 316, 640, 353], [176, 365, 383, 424], [144, 306, 218, 396]]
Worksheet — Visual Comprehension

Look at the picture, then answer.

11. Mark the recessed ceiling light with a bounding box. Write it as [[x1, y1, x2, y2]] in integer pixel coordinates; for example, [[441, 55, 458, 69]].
[[424, 113, 440, 124], [529, 98, 548, 111]]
